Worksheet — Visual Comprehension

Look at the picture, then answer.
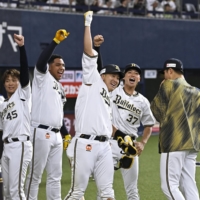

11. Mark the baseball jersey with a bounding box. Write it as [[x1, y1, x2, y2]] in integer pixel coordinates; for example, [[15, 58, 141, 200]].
[[31, 66, 66, 128], [112, 85, 155, 137], [0, 83, 31, 140], [151, 78, 200, 152], [75, 50, 112, 138]]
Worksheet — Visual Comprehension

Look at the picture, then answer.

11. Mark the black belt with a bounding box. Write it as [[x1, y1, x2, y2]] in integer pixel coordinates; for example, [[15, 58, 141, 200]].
[[4, 136, 30, 144], [80, 134, 108, 142], [38, 124, 60, 133]]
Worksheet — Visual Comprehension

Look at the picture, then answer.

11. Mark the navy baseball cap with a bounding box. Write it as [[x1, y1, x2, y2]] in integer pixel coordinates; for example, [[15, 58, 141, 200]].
[[160, 58, 184, 74], [124, 63, 141, 75], [100, 64, 124, 79]]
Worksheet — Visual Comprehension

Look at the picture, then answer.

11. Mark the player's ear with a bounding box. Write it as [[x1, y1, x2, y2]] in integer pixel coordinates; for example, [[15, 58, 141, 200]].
[[101, 74, 105, 81]]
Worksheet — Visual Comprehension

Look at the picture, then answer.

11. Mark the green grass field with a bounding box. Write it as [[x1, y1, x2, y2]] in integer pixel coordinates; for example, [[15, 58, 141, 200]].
[[38, 135, 200, 200]]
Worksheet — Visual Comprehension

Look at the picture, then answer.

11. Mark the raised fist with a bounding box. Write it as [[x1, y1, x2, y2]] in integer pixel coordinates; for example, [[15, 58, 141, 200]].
[[13, 34, 24, 47], [93, 35, 104, 47], [53, 29, 70, 44]]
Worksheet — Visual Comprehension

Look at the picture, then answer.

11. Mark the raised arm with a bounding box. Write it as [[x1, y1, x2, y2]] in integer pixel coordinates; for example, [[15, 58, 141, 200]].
[[14, 34, 29, 88], [36, 30, 70, 73], [84, 11, 94, 56], [93, 35, 104, 72]]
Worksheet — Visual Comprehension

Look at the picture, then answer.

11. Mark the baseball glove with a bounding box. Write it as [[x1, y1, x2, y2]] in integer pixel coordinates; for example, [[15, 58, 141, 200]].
[[63, 134, 72, 150], [114, 155, 134, 170], [53, 29, 70, 44], [114, 130, 137, 156], [117, 136, 137, 156]]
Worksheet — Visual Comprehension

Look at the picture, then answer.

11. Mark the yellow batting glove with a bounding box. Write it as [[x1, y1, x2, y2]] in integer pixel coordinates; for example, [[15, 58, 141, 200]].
[[53, 29, 70, 44], [63, 134, 72, 150]]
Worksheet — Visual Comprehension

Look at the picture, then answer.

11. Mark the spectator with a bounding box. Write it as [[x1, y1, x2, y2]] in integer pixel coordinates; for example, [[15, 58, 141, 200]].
[[163, 3, 174, 18], [161, 0, 176, 13], [97, 0, 113, 14], [146, 0, 163, 17], [116, 0, 130, 14], [133, 0, 146, 16]]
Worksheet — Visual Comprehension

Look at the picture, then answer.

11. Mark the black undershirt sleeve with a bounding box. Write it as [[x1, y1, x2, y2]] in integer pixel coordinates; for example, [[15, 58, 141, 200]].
[[94, 46, 104, 73], [60, 118, 69, 138], [36, 41, 58, 73], [19, 45, 29, 88]]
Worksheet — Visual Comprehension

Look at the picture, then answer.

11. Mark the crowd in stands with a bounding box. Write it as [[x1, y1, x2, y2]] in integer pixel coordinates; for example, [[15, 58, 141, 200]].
[[0, 0, 199, 19]]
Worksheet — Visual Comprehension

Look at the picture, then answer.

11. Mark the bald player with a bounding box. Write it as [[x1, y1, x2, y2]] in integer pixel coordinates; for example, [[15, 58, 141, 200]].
[[0, 34, 32, 199], [64, 11, 123, 200], [25, 30, 70, 200]]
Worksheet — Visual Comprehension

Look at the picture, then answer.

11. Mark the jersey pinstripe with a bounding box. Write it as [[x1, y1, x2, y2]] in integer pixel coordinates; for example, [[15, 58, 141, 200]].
[[31, 67, 66, 128], [151, 78, 200, 153], [75, 50, 112, 138], [112, 85, 155, 137], [0, 83, 31, 139]]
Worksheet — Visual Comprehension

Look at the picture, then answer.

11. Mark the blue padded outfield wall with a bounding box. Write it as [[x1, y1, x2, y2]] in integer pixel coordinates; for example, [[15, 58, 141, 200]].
[[0, 8, 200, 69]]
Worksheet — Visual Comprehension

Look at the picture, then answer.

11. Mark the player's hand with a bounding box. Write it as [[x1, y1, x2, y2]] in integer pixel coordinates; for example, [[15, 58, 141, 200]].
[[93, 35, 104, 47], [135, 141, 145, 156], [13, 34, 24, 47], [63, 134, 72, 150], [53, 29, 70, 44]]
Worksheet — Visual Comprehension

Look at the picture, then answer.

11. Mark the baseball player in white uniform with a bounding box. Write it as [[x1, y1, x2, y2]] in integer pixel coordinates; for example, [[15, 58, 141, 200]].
[[0, 34, 33, 199], [64, 11, 124, 200], [0, 95, 5, 200], [25, 30, 70, 200], [110, 64, 155, 200]]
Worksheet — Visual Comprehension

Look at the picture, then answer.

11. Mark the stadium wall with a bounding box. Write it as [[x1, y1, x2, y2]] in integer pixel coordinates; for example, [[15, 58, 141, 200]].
[[0, 8, 200, 69]]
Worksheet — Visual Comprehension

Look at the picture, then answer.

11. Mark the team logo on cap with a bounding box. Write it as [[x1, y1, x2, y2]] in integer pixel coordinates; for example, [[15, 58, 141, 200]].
[[115, 65, 120, 71], [86, 144, 92, 151], [45, 133, 50, 139], [131, 63, 136, 67], [166, 63, 176, 68]]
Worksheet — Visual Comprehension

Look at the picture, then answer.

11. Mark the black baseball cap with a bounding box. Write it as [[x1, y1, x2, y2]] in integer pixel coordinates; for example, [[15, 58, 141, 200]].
[[100, 64, 124, 79], [160, 58, 184, 74], [124, 63, 141, 75]]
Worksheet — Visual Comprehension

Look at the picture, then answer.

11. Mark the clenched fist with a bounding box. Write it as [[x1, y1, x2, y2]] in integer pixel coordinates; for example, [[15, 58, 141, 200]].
[[53, 29, 70, 44], [13, 34, 24, 47], [93, 35, 104, 47]]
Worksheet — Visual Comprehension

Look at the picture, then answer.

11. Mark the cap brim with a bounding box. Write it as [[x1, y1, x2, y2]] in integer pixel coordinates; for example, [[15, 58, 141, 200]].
[[103, 71, 124, 79], [124, 67, 141, 75]]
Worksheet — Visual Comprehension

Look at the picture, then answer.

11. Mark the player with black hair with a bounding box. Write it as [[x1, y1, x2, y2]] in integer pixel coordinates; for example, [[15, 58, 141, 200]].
[[25, 29, 71, 200], [0, 34, 33, 199]]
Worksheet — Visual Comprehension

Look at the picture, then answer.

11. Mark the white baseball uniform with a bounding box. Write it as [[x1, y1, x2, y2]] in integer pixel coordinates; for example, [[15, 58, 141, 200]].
[[0, 83, 32, 200], [64, 50, 115, 200], [110, 85, 155, 200], [25, 66, 66, 200]]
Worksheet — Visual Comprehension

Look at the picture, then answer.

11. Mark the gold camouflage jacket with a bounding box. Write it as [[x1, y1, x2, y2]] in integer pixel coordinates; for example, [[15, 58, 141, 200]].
[[150, 78, 200, 153]]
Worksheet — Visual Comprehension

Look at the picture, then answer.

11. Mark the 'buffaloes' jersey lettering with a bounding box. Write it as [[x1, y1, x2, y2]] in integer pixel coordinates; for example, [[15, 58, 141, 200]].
[[100, 88, 110, 106], [53, 81, 66, 106], [113, 94, 141, 115], [1, 102, 15, 119]]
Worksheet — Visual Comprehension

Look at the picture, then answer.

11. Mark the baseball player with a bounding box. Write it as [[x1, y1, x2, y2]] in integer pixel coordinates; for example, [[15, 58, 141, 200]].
[[0, 95, 4, 200], [94, 36, 155, 199], [25, 29, 70, 200], [110, 64, 155, 200], [0, 34, 33, 199], [151, 58, 200, 200], [64, 11, 124, 200]]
